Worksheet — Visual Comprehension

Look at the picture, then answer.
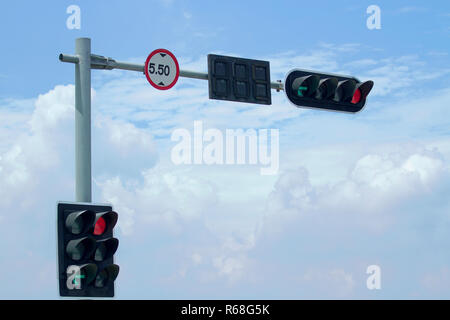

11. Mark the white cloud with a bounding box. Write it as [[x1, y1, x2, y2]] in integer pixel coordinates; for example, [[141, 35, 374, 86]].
[[300, 268, 356, 298], [96, 164, 219, 236], [422, 268, 450, 295], [158, 0, 174, 6], [244, 144, 450, 297], [398, 6, 427, 13], [263, 147, 449, 230], [192, 253, 203, 265], [213, 255, 245, 277], [361, 56, 450, 98]]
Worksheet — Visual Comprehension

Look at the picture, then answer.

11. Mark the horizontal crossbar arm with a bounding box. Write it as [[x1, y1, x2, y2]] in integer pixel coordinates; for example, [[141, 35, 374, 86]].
[[59, 53, 284, 91]]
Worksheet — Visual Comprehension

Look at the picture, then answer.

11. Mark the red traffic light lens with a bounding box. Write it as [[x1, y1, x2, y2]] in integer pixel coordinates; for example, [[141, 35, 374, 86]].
[[351, 88, 362, 104], [93, 217, 106, 235]]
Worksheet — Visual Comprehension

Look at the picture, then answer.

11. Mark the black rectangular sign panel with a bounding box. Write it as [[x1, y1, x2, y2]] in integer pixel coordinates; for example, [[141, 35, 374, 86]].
[[208, 54, 271, 105]]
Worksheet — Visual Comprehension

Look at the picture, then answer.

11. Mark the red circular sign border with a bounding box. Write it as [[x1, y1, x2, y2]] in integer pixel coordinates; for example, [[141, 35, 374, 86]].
[[144, 48, 180, 90]]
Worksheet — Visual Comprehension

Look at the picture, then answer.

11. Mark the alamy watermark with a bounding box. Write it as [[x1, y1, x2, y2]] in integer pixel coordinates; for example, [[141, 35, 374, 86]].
[[66, 265, 84, 289], [171, 121, 279, 175], [366, 5, 381, 30], [366, 264, 381, 290], [66, 5, 81, 30]]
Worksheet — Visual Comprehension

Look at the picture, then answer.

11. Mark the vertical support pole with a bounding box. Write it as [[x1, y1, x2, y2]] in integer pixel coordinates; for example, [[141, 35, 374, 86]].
[[75, 38, 92, 202]]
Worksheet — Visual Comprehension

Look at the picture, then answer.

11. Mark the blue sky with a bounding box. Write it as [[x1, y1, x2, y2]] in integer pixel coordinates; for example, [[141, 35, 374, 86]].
[[1, 0, 449, 98], [0, 0, 450, 299]]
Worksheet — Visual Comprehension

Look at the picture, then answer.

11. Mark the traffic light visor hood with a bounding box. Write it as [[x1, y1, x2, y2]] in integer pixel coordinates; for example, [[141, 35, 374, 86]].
[[335, 79, 357, 102], [94, 238, 119, 262], [356, 80, 374, 100], [291, 75, 319, 97], [66, 237, 96, 261], [94, 211, 118, 235], [95, 264, 120, 288], [65, 210, 96, 235], [79, 263, 98, 285], [316, 77, 338, 100]]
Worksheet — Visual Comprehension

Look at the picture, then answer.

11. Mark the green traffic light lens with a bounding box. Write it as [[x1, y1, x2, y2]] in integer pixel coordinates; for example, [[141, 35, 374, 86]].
[[292, 75, 319, 98], [297, 86, 308, 97], [81, 264, 98, 286]]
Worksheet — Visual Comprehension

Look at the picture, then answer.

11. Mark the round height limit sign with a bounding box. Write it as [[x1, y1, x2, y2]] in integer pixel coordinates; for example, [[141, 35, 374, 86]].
[[144, 49, 180, 90]]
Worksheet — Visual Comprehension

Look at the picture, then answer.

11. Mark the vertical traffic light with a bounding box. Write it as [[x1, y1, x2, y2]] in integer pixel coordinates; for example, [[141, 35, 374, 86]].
[[284, 69, 374, 113], [57, 202, 119, 297]]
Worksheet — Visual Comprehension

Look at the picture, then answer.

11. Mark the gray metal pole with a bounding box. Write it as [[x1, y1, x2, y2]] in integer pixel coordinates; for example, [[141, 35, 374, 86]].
[[75, 38, 92, 202]]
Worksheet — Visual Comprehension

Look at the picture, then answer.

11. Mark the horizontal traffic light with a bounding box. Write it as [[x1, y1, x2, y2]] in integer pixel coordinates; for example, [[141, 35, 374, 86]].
[[285, 69, 374, 113], [57, 202, 119, 297]]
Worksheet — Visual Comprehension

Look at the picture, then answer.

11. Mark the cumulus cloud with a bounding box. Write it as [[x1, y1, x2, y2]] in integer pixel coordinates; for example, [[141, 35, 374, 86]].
[[245, 145, 450, 298], [96, 164, 219, 235], [263, 147, 449, 232]]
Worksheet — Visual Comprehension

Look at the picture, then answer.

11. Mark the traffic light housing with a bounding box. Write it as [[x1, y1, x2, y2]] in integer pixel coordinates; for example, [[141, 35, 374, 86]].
[[57, 202, 119, 297], [208, 54, 272, 105], [284, 69, 374, 113]]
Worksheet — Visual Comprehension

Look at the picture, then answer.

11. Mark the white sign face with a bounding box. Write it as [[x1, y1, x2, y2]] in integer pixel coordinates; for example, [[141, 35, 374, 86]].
[[144, 49, 180, 90]]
